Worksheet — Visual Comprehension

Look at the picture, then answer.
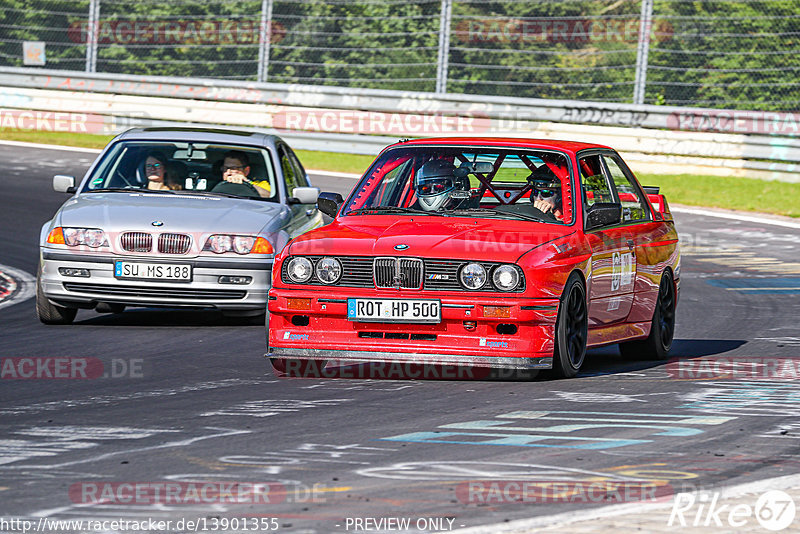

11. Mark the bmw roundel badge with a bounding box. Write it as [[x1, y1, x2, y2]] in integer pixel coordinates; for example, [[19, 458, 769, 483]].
[[394, 244, 409, 251], [151, 221, 164, 227]]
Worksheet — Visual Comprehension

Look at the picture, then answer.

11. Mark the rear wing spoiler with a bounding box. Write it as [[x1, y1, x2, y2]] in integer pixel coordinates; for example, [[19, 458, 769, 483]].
[[643, 186, 673, 221]]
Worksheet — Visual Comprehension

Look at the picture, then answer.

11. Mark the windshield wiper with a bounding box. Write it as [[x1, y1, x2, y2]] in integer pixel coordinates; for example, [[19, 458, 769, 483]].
[[86, 187, 143, 193], [349, 207, 438, 215], [447, 208, 547, 223]]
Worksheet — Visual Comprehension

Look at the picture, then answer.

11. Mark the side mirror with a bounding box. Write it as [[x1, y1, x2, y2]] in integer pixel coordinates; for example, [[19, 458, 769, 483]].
[[53, 175, 76, 193], [291, 186, 320, 205], [317, 192, 344, 219], [586, 203, 622, 230]]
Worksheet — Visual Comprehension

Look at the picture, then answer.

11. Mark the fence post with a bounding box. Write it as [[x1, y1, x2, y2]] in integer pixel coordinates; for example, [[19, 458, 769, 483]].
[[435, 0, 452, 94], [85, 0, 100, 73], [257, 0, 274, 83], [633, 0, 654, 105]]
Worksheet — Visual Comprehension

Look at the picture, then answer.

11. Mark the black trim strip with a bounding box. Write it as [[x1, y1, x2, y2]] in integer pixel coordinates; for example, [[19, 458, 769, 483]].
[[318, 298, 347, 303], [521, 305, 558, 310], [43, 251, 272, 271]]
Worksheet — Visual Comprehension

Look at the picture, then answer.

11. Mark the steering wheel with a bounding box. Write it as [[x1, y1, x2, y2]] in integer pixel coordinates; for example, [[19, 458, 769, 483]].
[[210, 179, 261, 198], [528, 205, 559, 222], [112, 170, 139, 188]]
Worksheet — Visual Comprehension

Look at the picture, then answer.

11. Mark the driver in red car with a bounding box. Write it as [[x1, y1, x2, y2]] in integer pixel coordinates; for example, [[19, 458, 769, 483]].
[[413, 159, 471, 211]]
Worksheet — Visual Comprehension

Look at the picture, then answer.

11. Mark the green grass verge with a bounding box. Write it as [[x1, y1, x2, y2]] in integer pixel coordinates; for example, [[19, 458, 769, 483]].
[[0, 128, 115, 149], [2, 128, 799, 217], [293, 149, 373, 175], [637, 173, 800, 219]]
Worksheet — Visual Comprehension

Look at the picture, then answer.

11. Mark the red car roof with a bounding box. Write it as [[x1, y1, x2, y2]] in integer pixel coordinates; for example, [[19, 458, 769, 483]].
[[391, 137, 612, 153]]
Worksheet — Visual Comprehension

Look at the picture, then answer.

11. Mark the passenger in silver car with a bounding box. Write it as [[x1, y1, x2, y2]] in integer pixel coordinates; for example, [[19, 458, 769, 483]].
[[144, 151, 182, 191]]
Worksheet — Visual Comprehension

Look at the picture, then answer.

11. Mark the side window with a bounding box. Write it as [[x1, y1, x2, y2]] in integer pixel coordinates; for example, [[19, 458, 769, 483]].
[[579, 155, 613, 207], [603, 156, 648, 222], [279, 146, 298, 195], [286, 146, 309, 188]]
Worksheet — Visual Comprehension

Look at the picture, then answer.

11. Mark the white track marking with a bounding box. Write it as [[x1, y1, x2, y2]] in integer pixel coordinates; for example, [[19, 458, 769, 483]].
[[307, 169, 361, 179], [0, 263, 35, 310], [454, 472, 800, 533], [0, 139, 101, 153], [671, 206, 800, 230], [0, 378, 274, 416]]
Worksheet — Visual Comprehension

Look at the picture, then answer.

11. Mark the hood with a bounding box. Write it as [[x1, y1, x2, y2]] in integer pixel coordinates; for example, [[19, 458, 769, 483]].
[[288, 215, 573, 263], [58, 192, 286, 235]]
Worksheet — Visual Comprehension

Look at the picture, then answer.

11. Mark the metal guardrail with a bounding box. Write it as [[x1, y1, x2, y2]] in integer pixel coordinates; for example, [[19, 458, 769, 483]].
[[1, 67, 799, 182]]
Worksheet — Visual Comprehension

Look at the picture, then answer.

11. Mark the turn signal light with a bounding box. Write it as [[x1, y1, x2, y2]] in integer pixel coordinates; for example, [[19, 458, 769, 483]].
[[251, 237, 274, 255], [287, 298, 312, 310], [484, 306, 511, 318], [46, 227, 65, 245]]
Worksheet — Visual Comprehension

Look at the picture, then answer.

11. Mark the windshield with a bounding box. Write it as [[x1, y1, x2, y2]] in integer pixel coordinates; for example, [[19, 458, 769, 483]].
[[342, 146, 573, 224], [81, 141, 278, 201]]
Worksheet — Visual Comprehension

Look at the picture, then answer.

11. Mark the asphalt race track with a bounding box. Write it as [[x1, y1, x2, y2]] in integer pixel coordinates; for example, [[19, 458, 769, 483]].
[[1, 142, 800, 533]]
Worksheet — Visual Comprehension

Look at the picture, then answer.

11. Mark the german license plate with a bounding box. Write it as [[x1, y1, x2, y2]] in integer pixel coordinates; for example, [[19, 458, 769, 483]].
[[347, 298, 441, 323], [114, 261, 192, 281]]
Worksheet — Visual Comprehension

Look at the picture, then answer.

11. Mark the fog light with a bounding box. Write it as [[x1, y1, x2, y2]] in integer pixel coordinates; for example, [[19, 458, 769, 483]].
[[287, 298, 312, 310], [58, 268, 90, 277], [219, 275, 252, 284], [497, 323, 518, 335], [484, 306, 511, 318], [291, 315, 310, 326], [463, 321, 477, 331]]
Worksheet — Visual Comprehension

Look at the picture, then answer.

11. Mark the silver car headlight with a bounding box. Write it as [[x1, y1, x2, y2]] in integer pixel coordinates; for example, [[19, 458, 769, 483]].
[[62, 227, 108, 248], [204, 235, 272, 255], [315, 257, 342, 284], [286, 257, 313, 283], [460, 262, 487, 290], [232, 236, 257, 255], [206, 235, 233, 254], [493, 265, 520, 291]]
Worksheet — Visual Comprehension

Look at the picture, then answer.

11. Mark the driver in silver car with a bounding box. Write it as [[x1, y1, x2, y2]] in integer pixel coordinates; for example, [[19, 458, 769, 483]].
[[220, 150, 272, 198]]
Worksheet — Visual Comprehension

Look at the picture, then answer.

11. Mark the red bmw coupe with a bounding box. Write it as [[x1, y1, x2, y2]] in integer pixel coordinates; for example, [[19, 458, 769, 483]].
[[266, 138, 680, 378]]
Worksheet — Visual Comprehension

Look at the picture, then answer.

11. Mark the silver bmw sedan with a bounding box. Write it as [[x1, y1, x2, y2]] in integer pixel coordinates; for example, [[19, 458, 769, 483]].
[[37, 127, 324, 324]]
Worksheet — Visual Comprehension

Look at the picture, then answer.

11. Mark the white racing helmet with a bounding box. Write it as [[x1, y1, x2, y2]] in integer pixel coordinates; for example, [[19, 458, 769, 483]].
[[414, 159, 459, 211]]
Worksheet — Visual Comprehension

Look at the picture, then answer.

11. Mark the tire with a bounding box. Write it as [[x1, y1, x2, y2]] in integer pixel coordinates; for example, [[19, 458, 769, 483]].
[[551, 274, 588, 378], [36, 272, 77, 325], [619, 270, 676, 361]]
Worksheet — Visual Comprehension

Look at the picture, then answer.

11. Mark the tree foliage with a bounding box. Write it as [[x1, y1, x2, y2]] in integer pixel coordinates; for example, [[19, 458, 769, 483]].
[[2, 0, 800, 110]]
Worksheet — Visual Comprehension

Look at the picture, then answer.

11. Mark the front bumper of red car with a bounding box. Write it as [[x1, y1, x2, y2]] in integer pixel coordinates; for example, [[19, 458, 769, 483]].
[[266, 288, 560, 370]]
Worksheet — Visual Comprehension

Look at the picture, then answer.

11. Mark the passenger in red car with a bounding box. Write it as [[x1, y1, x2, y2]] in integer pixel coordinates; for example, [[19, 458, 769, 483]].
[[532, 184, 563, 221]]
